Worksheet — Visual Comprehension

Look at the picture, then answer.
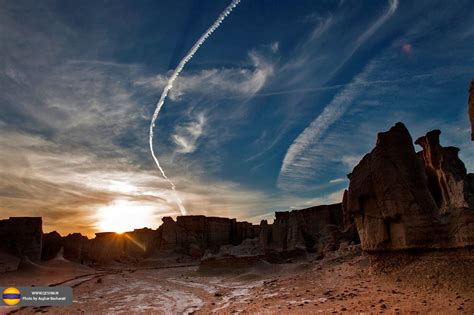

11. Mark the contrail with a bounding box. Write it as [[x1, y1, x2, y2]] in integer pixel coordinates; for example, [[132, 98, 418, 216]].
[[149, 0, 241, 215], [277, 0, 399, 191]]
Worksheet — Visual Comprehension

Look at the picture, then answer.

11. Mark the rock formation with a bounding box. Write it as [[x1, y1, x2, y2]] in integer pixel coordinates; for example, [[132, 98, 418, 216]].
[[259, 203, 354, 254], [0, 217, 43, 262], [42, 231, 63, 260], [153, 216, 260, 258], [199, 238, 265, 272], [469, 79, 474, 140], [344, 122, 474, 251], [62, 233, 90, 262], [87, 232, 126, 263], [37, 215, 260, 264], [42, 231, 90, 262], [415, 130, 474, 212], [123, 228, 157, 258]]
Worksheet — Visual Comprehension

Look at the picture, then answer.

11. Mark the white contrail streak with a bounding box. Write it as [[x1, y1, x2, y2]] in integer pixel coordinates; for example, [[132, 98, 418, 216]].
[[277, 0, 398, 191], [149, 0, 241, 215]]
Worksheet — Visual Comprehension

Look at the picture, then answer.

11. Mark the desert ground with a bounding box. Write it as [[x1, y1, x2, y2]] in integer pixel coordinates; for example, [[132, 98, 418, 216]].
[[1, 249, 472, 314]]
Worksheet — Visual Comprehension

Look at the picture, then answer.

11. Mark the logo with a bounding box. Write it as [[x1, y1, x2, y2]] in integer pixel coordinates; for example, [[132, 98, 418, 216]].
[[3, 287, 21, 306]]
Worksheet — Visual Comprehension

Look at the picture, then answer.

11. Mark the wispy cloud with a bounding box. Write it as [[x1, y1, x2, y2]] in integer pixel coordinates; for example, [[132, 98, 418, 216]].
[[277, 0, 399, 191], [135, 50, 274, 101], [0, 129, 268, 236], [278, 61, 375, 190], [172, 112, 206, 154], [329, 178, 346, 184]]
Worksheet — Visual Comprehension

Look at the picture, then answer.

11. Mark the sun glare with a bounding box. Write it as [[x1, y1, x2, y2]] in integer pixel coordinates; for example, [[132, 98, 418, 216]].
[[96, 200, 156, 233]]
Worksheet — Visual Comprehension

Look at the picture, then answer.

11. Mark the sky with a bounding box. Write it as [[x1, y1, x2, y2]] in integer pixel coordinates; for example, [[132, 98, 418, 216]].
[[1, 0, 474, 237]]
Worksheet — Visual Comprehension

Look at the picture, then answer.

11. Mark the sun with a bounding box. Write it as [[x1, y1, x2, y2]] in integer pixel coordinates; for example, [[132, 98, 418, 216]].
[[96, 199, 156, 233]]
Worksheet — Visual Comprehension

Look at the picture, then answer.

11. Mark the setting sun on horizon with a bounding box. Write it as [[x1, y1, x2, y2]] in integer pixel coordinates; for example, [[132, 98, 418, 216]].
[[96, 199, 158, 233], [1, 0, 474, 313]]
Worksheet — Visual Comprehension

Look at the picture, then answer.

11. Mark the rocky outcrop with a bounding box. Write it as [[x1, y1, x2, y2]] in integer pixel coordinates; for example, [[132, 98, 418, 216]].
[[199, 238, 265, 273], [469, 79, 474, 140], [344, 122, 474, 251], [42, 232, 90, 262], [124, 228, 157, 258], [43, 229, 155, 264], [88, 232, 125, 263], [153, 216, 260, 258], [259, 203, 353, 254], [62, 233, 89, 262], [0, 217, 43, 262], [415, 130, 474, 212], [38, 215, 259, 264], [42, 231, 63, 260]]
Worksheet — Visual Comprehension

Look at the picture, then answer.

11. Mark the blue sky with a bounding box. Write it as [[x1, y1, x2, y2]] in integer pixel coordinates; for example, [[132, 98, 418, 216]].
[[1, 0, 473, 235]]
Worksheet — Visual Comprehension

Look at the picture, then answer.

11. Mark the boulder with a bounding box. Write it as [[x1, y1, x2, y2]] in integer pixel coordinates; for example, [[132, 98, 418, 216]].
[[344, 122, 474, 251], [0, 217, 43, 262]]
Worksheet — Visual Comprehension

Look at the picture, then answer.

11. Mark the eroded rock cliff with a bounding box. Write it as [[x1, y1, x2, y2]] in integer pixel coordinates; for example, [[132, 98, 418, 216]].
[[0, 217, 43, 262], [344, 122, 474, 251], [259, 203, 354, 253], [154, 216, 260, 258]]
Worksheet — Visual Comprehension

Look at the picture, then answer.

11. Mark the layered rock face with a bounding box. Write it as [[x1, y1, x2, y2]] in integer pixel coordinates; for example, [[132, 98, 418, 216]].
[[154, 216, 260, 257], [259, 204, 351, 253], [415, 130, 474, 212], [0, 217, 43, 262], [469, 79, 474, 140], [344, 122, 474, 251]]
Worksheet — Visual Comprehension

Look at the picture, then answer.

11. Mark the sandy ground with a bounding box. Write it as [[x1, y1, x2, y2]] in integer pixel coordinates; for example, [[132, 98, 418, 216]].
[[1, 250, 473, 314]]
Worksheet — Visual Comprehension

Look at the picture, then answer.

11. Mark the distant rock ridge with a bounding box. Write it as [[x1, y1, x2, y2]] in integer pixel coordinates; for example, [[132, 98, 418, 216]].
[[38, 215, 260, 265], [155, 215, 260, 258], [258, 203, 355, 254], [343, 122, 474, 251]]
